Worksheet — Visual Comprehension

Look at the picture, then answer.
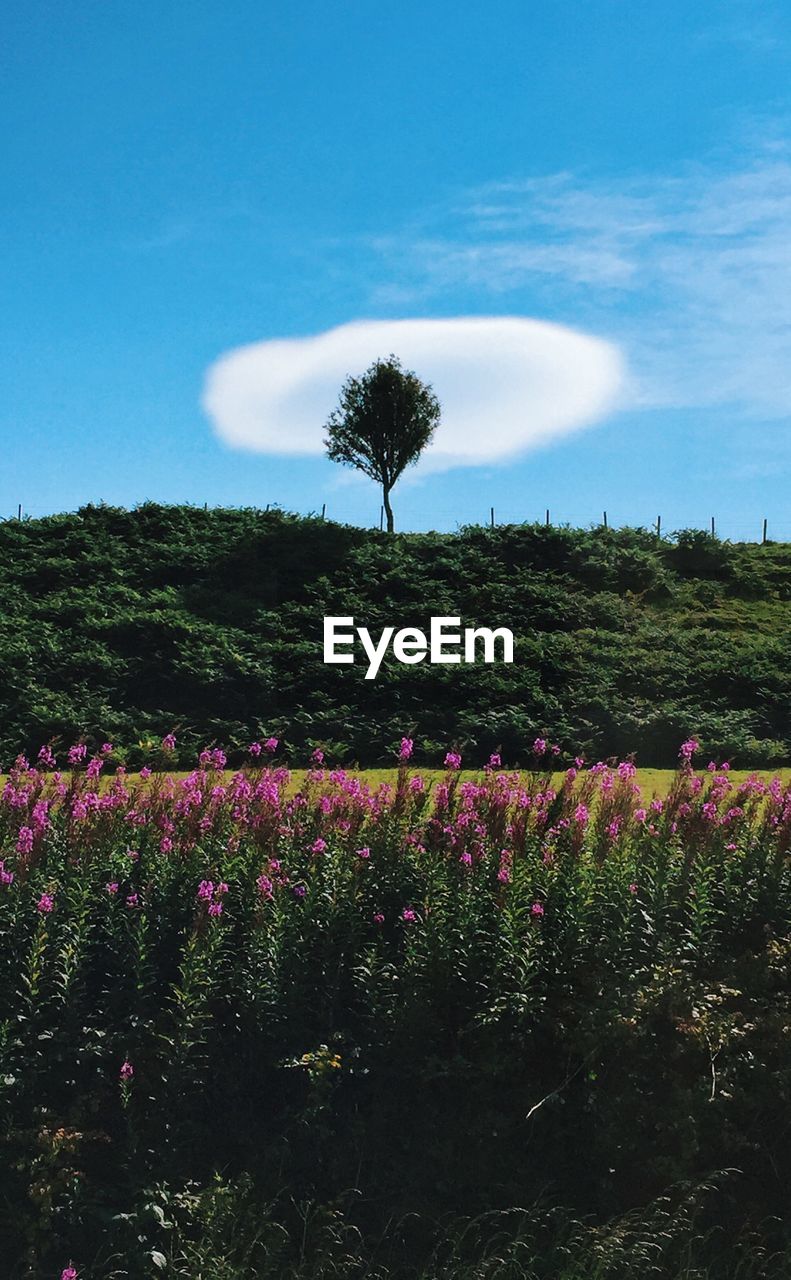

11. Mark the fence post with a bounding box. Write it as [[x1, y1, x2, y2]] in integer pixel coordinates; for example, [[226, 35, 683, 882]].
[[490, 507, 495, 529], [762, 518, 768, 545], [602, 511, 608, 529], [545, 508, 550, 527], [321, 503, 326, 521], [711, 516, 715, 537], [656, 515, 661, 540], [17, 504, 22, 520], [379, 506, 384, 532]]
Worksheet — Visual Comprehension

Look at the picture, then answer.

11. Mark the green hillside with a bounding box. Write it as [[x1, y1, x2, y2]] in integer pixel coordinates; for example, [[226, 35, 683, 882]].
[[2, 503, 790, 767]]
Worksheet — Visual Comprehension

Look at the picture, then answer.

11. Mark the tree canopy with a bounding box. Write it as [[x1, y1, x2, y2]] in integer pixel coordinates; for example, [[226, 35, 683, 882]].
[[323, 355, 440, 531]]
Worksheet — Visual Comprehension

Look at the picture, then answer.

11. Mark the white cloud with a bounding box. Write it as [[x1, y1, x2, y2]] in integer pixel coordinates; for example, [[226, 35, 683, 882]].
[[202, 316, 626, 470]]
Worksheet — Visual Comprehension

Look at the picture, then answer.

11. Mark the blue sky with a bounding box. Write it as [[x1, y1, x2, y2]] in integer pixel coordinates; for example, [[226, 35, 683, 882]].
[[4, 0, 791, 537]]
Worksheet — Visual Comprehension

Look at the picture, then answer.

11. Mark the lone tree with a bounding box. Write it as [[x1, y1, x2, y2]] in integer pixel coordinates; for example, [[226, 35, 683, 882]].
[[323, 354, 440, 532]]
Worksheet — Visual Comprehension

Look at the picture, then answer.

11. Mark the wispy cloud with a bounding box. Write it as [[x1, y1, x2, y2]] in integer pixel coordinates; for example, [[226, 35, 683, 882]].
[[364, 150, 791, 419]]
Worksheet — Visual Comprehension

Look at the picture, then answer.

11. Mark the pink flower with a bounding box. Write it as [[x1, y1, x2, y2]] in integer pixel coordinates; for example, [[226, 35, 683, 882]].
[[249, 742, 262, 757], [488, 752, 501, 768], [16, 826, 34, 855], [373, 912, 385, 924], [71, 799, 88, 822], [106, 882, 119, 895], [62, 1269, 78, 1280], [311, 748, 325, 764], [67, 743, 87, 765], [530, 902, 544, 917], [37, 745, 56, 768], [207, 901, 223, 918], [264, 737, 279, 754], [356, 846, 371, 859], [125, 892, 140, 909], [532, 738, 547, 755], [399, 737, 414, 761], [119, 1060, 134, 1082], [409, 775, 424, 793], [634, 808, 647, 823], [36, 892, 54, 915], [628, 882, 638, 894], [257, 874, 274, 899], [679, 737, 699, 762], [310, 838, 327, 854], [161, 733, 176, 752], [401, 907, 418, 923], [139, 766, 152, 780], [197, 880, 215, 901], [444, 751, 462, 770], [573, 803, 589, 825]]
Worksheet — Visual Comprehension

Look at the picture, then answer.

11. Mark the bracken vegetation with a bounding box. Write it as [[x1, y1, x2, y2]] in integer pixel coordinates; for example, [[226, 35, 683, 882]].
[[2, 735, 791, 1277], [3, 503, 791, 768]]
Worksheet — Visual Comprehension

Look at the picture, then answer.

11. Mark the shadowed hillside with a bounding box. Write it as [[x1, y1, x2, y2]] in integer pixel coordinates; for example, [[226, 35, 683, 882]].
[[2, 503, 790, 767]]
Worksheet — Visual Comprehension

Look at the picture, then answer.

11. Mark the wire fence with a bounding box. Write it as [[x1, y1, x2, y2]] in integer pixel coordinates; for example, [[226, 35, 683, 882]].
[[6, 501, 791, 544], [312, 503, 789, 543]]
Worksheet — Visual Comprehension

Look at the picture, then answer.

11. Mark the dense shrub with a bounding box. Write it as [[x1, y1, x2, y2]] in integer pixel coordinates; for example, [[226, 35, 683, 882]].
[[1, 505, 790, 767]]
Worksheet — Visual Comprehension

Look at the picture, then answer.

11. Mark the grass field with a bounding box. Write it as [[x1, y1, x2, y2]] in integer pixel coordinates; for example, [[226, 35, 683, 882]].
[[286, 765, 791, 797], [6, 765, 790, 798], [115, 764, 791, 797]]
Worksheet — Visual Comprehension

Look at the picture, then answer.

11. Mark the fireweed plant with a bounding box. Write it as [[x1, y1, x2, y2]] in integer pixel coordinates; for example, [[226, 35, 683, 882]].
[[1, 736, 790, 1276]]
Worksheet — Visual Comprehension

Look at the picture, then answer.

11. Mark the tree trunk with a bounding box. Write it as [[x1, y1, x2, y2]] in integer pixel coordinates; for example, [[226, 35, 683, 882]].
[[382, 484, 394, 533]]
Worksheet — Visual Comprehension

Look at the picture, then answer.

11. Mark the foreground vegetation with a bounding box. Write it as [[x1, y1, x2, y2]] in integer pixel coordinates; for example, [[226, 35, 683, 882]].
[[3, 503, 791, 768], [2, 736, 790, 1277]]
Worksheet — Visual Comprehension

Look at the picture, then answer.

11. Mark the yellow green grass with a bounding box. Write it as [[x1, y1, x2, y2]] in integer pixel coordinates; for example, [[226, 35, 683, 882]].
[[5, 767, 790, 797], [87, 766, 791, 798], [282, 766, 791, 798]]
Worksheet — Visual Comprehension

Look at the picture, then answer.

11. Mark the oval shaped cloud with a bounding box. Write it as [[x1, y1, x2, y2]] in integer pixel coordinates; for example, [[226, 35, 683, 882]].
[[202, 316, 625, 469]]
